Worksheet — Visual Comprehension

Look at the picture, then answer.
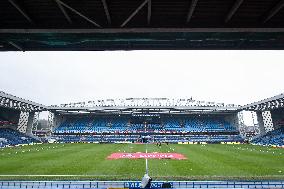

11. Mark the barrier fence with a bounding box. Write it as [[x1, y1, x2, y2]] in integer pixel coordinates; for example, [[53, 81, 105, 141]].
[[0, 180, 284, 188]]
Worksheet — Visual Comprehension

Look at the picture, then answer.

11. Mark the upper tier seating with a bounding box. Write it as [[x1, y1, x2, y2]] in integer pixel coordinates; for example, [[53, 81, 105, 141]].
[[54, 116, 237, 134], [183, 117, 235, 132]]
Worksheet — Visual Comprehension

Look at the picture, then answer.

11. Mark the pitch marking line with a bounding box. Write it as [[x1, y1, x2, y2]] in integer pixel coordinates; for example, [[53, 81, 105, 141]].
[[0, 174, 126, 177]]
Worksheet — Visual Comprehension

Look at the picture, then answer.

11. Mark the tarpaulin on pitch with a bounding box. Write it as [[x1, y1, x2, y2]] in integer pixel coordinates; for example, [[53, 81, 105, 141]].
[[107, 153, 187, 160]]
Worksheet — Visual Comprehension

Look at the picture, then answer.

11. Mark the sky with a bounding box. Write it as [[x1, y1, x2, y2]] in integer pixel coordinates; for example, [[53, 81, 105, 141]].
[[0, 50, 284, 107]]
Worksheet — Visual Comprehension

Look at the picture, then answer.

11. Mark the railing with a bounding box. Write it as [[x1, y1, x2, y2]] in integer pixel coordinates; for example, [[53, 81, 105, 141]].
[[0, 180, 283, 188]]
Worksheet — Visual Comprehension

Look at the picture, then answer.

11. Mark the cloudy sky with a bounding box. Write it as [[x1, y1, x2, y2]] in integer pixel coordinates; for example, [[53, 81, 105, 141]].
[[0, 50, 284, 106]]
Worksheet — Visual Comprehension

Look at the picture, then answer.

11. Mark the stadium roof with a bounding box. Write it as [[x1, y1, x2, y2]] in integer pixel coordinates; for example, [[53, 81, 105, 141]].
[[2, 89, 284, 114], [48, 98, 240, 114], [48, 106, 239, 115], [0, 91, 47, 112], [0, 91, 241, 113], [1, 0, 284, 51], [241, 93, 284, 111]]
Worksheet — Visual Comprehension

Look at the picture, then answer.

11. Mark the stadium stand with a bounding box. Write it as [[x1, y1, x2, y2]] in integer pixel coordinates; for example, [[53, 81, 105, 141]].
[[52, 116, 243, 143], [52, 134, 243, 143], [0, 128, 39, 148], [54, 116, 237, 134], [0, 117, 17, 126], [182, 117, 235, 132], [251, 127, 284, 147]]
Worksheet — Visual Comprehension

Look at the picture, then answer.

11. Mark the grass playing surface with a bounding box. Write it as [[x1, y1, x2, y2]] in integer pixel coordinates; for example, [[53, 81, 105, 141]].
[[0, 143, 283, 181]]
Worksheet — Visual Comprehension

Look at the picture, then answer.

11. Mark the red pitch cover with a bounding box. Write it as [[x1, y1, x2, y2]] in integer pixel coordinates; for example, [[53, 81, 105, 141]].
[[107, 152, 187, 160]]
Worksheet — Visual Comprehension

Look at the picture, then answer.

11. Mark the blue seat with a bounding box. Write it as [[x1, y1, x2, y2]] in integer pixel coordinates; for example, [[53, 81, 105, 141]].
[[251, 127, 284, 146], [0, 128, 39, 148]]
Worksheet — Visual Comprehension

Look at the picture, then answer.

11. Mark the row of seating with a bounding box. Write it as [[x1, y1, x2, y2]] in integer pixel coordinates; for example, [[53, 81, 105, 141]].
[[52, 134, 243, 143], [251, 127, 284, 146], [54, 116, 237, 134], [0, 128, 39, 148], [153, 134, 243, 143]]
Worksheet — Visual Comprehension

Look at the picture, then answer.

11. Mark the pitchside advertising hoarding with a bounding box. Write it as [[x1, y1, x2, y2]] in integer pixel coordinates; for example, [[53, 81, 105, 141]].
[[131, 113, 160, 117], [124, 181, 173, 188]]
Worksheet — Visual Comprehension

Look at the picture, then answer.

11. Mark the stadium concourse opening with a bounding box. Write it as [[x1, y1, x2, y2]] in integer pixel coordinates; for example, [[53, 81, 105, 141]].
[[0, 90, 283, 188], [1, 0, 284, 186]]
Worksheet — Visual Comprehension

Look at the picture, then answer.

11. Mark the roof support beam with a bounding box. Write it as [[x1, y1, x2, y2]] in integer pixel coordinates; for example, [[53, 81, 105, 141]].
[[101, 0, 111, 25], [2, 28, 284, 33], [8, 41, 24, 51], [263, 0, 284, 23], [147, 0, 151, 25], [54, 0, 72, 24], [8, 0, 34, 24], [0, 91, 46, 109], [186, 0, 198, 23], [240, 93, 284, 110], [225, 0, 244, 23], [121, 0, 149, 27], [56, 0, 101, 28]]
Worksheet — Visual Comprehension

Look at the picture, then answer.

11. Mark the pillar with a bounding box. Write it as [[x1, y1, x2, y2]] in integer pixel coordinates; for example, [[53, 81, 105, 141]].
[[25, 112, 35, 136], [256, 111, 266, 136]]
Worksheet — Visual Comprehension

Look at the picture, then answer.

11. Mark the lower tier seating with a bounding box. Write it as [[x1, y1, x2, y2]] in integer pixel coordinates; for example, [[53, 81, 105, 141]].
[[51, 134, 243, 143], [0, 128, 39, 148], [251, 127, 284, 146]]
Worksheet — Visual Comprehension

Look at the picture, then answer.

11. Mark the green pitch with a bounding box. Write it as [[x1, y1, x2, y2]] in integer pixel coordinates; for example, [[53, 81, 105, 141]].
[[0, 143, 283, 181]]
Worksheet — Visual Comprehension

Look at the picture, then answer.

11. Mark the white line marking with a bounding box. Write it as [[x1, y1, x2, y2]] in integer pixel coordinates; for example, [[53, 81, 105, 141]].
[[0, 174, 125, 177]]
